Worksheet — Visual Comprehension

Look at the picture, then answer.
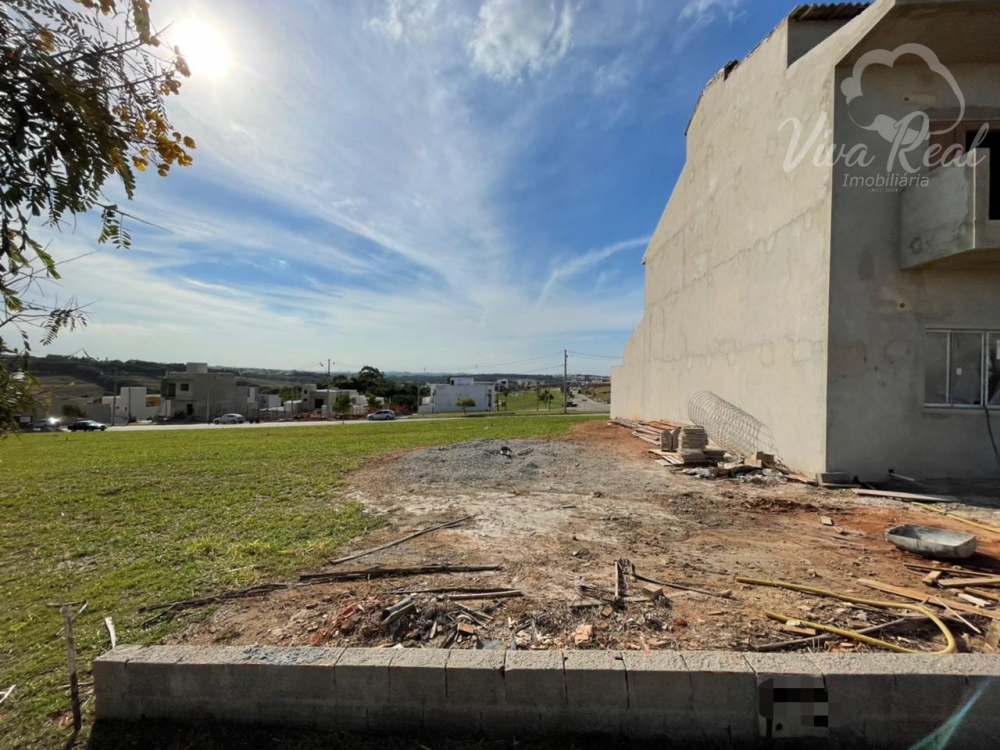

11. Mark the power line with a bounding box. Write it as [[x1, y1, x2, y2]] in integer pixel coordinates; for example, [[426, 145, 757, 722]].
[[568, 351, 622, 360], [444, 351, 565, 372]]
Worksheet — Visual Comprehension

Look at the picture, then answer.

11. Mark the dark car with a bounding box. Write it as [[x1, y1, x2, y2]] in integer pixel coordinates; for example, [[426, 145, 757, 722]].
[[68, 420, 107, 432]]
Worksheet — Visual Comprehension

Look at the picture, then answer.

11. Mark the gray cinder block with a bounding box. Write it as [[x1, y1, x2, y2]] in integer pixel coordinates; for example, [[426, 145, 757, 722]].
[[683, 651, 756, 743], [334, 648, 393, 707], [388, 648, 449, 707], [503, 650, 565, 708], [620, 651, 690, 739]]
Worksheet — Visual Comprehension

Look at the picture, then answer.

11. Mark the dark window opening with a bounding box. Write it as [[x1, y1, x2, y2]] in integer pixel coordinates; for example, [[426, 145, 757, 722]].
[[966, 130, 1000, 220]]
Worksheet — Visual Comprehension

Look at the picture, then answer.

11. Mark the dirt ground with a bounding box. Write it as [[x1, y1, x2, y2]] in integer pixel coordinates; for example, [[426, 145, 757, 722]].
[[171, 421, 1000, 655]]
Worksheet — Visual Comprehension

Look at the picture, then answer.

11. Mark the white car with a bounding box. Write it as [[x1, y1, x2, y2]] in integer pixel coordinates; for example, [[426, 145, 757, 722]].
[[367, 410, 396, 421], [213, 413, 246, 425]]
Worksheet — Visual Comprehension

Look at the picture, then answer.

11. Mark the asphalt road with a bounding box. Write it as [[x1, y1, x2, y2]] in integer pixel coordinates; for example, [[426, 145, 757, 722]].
[[83, 410, 606, 433]]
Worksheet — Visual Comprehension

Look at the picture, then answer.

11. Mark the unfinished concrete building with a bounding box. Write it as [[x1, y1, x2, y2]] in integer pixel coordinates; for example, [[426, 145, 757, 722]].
[[612, 0, 1000, 479]]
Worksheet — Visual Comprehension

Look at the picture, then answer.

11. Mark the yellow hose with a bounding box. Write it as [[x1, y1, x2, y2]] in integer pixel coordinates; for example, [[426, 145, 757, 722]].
[[913, 502, 1000, 536], [737, 577, 956, 654]]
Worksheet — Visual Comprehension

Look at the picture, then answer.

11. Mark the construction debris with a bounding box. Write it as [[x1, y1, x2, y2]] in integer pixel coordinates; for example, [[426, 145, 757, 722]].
[[782, 621, 818, 637], [327, 515, 475, 566], [858, 579, 1000, 623], [957, 592, 993, 609], [922, 571, 943, 586], [853, 489, 957, 503], [614, 418, 806, 483], [300, 564, 502, 584], [573, 623, 593, 644], [937, 576, 1000, 589]]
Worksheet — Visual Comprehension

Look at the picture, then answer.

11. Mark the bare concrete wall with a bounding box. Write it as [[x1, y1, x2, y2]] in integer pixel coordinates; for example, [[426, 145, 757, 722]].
[[612, 4, 894, 474], [827, 49, 1000, 478], [94, 645, 1000, 747]]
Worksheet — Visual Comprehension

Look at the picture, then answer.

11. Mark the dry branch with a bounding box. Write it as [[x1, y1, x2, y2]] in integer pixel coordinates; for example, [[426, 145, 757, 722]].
[[327, 515, 475, 567], [753, 616, 928, 652], [300, 564, 502, 584]]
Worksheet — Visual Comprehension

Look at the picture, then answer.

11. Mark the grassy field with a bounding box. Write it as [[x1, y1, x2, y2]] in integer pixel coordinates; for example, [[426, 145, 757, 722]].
[[584, 386, 611, 404], [497, 388, 565, 412], [0, 416, 590, 748]]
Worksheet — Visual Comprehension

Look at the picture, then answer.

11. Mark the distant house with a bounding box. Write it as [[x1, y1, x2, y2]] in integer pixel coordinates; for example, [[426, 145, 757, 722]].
[[283, 385, 380, 417], [160, 362, 257, 422], [83, 386, 159, 424], [419, 377, 495, 414]]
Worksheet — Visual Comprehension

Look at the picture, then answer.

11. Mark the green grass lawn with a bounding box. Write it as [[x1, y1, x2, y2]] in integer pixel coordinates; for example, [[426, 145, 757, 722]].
[[0, 416, 590, 748], [497, 388, 565, 413]]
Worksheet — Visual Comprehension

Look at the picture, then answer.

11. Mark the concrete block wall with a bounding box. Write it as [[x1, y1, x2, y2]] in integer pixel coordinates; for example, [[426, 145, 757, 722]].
[[94, 646, 1000, 748]]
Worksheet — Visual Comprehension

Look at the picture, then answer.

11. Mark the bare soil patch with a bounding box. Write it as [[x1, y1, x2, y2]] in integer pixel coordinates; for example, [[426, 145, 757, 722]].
[[170, 421, 1000, 654]]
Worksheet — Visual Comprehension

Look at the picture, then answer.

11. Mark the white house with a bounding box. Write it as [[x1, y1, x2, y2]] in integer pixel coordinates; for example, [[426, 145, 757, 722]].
[[418, 377, 495, 414]]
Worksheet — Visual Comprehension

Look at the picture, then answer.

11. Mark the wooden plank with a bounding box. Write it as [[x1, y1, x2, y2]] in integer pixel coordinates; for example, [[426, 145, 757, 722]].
[[965, 587, 1000, 603], [958, 592, 993, 609], [904, 562, 1000, 578], [938, 576, 1000, 589], [853, 489, 957, 503], [858, 579, 1000, 622], [327, 515, 475, 566], [922, 570, 943, 586], [300, 564, 502, 583]]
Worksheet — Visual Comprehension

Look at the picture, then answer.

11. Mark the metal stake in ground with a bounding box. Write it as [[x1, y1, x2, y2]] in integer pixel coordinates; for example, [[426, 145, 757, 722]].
[[61, 605, 82, 732]]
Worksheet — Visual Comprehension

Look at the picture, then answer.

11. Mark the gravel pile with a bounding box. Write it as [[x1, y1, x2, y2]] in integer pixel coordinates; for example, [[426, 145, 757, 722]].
[[388, 438, 668, 495]]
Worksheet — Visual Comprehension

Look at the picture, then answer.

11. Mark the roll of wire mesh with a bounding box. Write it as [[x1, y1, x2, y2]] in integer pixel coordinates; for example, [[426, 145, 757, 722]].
[[686, 390, 779, 460]]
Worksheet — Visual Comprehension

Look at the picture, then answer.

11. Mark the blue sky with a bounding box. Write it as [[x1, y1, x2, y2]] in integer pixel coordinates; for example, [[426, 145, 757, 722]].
[[41, 0, 803, 376]]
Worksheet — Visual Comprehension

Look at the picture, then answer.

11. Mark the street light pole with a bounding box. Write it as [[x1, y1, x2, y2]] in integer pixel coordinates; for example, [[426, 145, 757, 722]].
[[321, 359, 332, 418], [563, 350, 568, 414]]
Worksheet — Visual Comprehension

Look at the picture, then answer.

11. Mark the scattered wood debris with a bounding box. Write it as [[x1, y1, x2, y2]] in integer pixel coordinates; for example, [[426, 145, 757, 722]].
[[853, 489, 957, 504], [300, 564, 502, 584], [937, 576, 1000, 589], [957, 592, 993, 609], [922, 570, 943, 586], [782, 621, 818, 637], [858, 579, 1000, 623], [104, 617, 117, 649], [327, 515, 475, 566]]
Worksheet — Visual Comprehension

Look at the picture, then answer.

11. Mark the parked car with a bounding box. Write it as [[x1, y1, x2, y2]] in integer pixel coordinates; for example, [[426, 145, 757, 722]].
[[367, 410, 396, 421], [68, 420, 107, 432], [213, 413, 246, 425]]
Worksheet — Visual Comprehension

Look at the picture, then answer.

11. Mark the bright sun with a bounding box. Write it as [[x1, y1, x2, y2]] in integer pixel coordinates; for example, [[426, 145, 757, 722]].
[[172, 20, 230, 80]]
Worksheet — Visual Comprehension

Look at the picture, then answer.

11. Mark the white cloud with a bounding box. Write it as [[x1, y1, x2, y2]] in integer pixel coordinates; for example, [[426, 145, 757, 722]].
[[538, 237, 649, 305], [593, 55, 632, 96], [679, 0, 744, 27], [469, 0, 574, 83], [367, 0, 441, 43], [23, 0, 727, 374]]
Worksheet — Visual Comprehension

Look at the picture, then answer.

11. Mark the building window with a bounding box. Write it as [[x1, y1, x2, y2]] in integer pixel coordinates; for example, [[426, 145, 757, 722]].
[[166, 383, 176, 398], [180, 383, 190, 392], [925, 330, 1000, 408]]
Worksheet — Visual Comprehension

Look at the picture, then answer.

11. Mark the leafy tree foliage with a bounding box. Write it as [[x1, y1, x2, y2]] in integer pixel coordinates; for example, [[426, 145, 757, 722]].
[[455, 397, 476, 415], [334, 393, 352, 416], [61, 402, 86, 418], [1, 0, 193, 432]]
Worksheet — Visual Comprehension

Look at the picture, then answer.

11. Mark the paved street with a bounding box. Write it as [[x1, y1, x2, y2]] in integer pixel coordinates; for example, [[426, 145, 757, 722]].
[[89, 410, 604, 432]]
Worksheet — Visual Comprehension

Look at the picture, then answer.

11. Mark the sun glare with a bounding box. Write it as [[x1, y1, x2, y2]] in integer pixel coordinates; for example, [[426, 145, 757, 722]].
[[172, 20, 230, 80]]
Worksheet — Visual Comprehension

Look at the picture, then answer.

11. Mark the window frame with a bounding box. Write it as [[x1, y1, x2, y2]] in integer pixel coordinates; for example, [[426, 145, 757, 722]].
[[925, 328, 1000, 410]]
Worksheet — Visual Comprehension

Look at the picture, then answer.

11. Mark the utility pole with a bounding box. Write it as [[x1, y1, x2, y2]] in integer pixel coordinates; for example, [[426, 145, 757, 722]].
[[320, 359, 332, 418], [563, 349, 568, 414], [110, 368, 119, 426]]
